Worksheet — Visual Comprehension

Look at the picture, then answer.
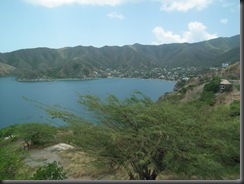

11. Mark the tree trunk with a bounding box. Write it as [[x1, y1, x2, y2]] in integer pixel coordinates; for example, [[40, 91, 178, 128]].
[[138, 169, 158, 180]]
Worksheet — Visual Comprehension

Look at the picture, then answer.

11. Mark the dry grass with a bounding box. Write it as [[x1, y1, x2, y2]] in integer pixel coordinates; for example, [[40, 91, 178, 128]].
[[58, 151, 93, 179], [215, 88, 240, 106], [180, 84, 204, 102], [16, 163, 39, 180], [57, 150, 130, 180], [58, 150, 117, 179]]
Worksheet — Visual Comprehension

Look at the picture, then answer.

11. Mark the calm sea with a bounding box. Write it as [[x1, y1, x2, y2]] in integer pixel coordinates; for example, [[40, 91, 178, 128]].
[[0, 77, 176, 129]]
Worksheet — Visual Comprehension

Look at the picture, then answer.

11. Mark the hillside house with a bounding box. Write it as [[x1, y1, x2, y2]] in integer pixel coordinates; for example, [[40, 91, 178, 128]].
[[182, 77, 190, 81], [220, 79, 231, 90], [222, 63, 229, 68]]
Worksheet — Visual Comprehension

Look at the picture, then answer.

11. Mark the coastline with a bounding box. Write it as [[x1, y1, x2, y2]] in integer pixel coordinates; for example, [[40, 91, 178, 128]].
[[15, 77, 98, 82], [15, 76, 177, 83]]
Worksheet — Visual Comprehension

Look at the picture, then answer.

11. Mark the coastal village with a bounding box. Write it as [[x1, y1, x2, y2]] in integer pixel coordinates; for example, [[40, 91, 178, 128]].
[[97, 63, 232, 81]]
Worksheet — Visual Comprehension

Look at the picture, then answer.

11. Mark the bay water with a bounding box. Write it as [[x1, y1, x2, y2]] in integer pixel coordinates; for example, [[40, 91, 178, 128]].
[[0, 77, 176, 129]]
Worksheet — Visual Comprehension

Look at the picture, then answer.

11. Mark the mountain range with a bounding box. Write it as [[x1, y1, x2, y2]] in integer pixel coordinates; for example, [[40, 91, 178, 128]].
[[0, 35, 240, 80]]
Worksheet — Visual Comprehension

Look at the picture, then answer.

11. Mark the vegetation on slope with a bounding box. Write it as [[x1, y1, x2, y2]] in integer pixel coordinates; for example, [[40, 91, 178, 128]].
[[0, 62, 240, 180], [0, 35, 240, 80], [164, 62, 240, 105], [0, 91, 240, 180], [0, 62, 16, 76]]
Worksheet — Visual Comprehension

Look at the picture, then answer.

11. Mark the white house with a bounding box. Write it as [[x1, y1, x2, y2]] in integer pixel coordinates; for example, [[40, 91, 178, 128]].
[[182, 77, 190, 81], [222, 63, 229, 68]]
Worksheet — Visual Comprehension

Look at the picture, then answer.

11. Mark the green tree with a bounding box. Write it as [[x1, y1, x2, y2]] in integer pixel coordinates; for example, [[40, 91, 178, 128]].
[[203, 76, 221, 93], [16, 122, 57, 146], [200, 76, 221, 105], [31, 161, 67, 180], [47, 92, 239, 180]]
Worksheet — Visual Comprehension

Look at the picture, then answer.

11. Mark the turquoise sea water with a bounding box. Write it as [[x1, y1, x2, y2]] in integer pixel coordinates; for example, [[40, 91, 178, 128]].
[[0, 77, 176, 129]]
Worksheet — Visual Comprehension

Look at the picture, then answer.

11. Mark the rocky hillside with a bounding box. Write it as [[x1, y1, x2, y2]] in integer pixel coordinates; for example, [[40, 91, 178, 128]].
[[160, 62, 240, 106], [0, 62, 16, 76]]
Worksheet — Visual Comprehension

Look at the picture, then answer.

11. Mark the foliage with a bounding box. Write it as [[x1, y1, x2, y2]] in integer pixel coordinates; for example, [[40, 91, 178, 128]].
[[1, 35, 240, 80], [234, 83, 240, 91], [203, 76, 221, 93], [229, 100, 240, 117], [0, 140, 27, 180], [174, 80, 187, 91], [0, 125, 17, 138], [200, 77, 221, 105], [16, 122, 57, 146], [31, 161, 67, 180], [179, 87, 187, 94], [47, 92, 240, 180], [200, 91, 216, 106]]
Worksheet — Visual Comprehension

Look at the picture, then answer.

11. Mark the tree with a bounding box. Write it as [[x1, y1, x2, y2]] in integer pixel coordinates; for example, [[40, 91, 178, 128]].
[[16, 122, 57, 146], [199, 77, 222, 105], [203, 76, 221, 93], [31, 161, 67, 180], [47, 92, 239, 180]]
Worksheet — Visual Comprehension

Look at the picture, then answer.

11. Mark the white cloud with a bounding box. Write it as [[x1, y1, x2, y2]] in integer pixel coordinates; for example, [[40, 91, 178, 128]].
[[107, 12, 124, 20], [152, 27, 183, 43], [159, 0, 213, 12], [152, 21, 217, 44], [220, 18, 228, 24], [23, 0, 127, 8]]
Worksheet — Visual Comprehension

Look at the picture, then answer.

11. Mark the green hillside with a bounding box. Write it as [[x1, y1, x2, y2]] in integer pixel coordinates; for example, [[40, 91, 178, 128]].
[[0, 35, 240, 80]]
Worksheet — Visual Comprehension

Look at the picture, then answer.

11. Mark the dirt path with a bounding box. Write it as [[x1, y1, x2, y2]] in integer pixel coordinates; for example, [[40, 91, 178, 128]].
[[24, 144, 93, 180], [24, 148, 65, 168], [24, 147, 174, 180]]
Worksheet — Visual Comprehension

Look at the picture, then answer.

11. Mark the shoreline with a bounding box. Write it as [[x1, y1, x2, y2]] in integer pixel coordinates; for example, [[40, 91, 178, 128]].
[[3, 76, 177, 83], [15, 77, 98, 82]]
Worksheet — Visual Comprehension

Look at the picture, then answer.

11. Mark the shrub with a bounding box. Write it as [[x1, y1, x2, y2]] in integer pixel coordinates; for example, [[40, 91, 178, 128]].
[[203, 77, 221, 93], [229, 100, 240, 117], [200, 91, 216, 106], [31, 161, 67, 180], [0, 142, 26, 180], [16, 123, 57, 146], [234, 83, 240, 91]]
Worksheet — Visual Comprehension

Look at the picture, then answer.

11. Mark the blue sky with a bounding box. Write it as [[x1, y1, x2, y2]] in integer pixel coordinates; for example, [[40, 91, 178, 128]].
[[0, 0, 240, 53]]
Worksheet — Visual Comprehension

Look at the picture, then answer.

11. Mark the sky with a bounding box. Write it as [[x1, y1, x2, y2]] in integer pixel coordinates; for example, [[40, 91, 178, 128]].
[[0, 0, 240, 53]]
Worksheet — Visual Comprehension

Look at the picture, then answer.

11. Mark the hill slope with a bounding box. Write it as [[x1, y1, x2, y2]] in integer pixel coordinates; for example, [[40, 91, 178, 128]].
[[0, 61, 16, 76], [160, 62, 240, 106], [0, 35, 240, 80]]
